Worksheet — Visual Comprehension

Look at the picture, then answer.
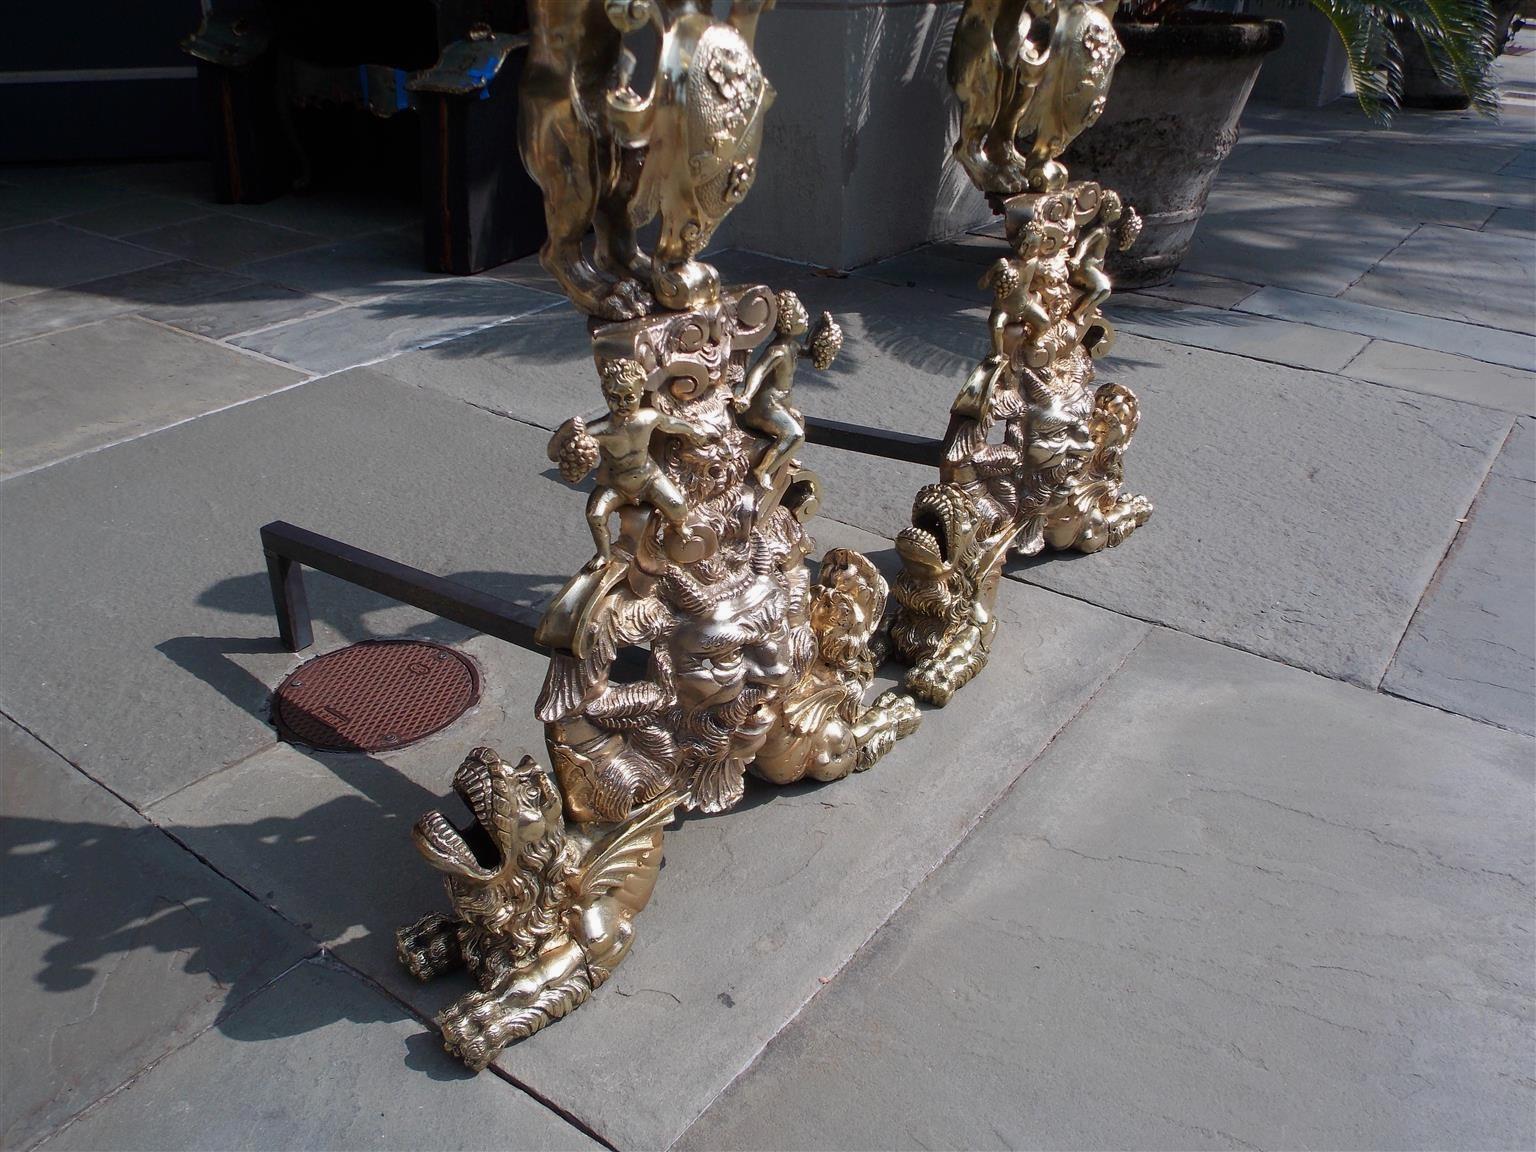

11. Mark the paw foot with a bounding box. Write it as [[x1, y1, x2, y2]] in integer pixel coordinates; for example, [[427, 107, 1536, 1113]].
[[880, 691, 923, 738], [438, 990, 517, 1072], [396, 913, 462, 982], [905, 661, 958, 707], [596, 279, 654, 320]]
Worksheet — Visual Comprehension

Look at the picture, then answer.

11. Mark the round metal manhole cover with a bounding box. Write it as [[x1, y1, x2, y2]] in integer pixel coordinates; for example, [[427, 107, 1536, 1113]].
[[272, 640, 480, 753]]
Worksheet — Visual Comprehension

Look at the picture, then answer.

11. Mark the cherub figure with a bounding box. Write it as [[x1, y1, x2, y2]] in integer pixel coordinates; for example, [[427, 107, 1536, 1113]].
[[954, 219, 1063, 418], [732, 290, 843, 488], [1070, 190, 1141, 325], [550, 358, 714, 566], [979, 222, 1055, 363]]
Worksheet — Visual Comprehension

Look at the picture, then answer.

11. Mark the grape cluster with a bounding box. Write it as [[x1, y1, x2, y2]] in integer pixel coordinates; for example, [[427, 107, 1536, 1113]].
[[557, 417, 601, 483]]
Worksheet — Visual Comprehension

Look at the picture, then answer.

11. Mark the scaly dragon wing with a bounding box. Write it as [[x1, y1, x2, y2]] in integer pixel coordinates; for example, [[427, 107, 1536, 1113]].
[[574, 791, 681, 904]]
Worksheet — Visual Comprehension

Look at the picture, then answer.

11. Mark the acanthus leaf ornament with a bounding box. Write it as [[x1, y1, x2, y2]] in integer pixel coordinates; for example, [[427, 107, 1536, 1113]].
[[892, 0, 1152, 706]]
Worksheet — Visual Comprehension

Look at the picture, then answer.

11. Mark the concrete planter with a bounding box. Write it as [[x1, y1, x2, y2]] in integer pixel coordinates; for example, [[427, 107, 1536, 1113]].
[[708, 4, 992, 271], [1394, 25, 1475, 109], [1061, 17, 1285, 288]]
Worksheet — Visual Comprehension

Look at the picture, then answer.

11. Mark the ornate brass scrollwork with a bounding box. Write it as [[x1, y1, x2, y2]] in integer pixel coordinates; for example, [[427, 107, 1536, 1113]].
[[892, 0, 1152, 706], [399, 0, 920, 1071]]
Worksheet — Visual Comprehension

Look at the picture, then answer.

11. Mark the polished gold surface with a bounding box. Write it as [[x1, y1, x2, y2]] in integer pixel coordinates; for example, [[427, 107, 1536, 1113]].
[[892, 0, 1151, 706], [951, 0, 1123, 195], [519, 0, 775, 318], [397, 747, 675, 1069], [403, 288, 917, 1068], [402, 0, 919, 1069]]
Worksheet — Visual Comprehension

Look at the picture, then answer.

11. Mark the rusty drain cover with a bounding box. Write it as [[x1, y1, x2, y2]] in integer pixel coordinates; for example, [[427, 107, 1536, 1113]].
[[272, 640, 480, 753]]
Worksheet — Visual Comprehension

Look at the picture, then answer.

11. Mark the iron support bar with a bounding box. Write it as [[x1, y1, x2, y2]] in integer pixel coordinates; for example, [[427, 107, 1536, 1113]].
[[803, 416, 943, 468], [259, 521, 542, 654]]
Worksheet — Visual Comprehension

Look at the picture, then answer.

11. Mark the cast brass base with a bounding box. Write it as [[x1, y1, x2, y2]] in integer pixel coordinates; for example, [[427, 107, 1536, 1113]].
[[889, 0, 1153, 707], [398, 287, 918, 1069]]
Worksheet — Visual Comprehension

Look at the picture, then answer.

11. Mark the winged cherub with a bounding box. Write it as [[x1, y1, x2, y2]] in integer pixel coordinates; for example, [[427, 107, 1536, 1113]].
[[551, 358, 715, 566]]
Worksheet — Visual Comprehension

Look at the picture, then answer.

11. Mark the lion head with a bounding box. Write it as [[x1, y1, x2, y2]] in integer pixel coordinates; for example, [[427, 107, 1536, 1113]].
[[894, 484, 985, 586], [412, 748, 582, 962]]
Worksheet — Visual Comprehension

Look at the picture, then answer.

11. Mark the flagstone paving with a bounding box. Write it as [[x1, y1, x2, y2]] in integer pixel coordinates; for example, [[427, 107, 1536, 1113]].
[[2, 31, 1533, 1152]]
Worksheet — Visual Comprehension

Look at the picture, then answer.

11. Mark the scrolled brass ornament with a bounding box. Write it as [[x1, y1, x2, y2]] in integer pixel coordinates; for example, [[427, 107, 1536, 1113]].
[[399, 0, 919, 1072], [892, 0, 1152, 706]]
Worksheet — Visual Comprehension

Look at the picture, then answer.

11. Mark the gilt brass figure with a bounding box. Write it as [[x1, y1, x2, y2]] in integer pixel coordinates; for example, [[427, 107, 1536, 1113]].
[[400, 0, 919, 1071], [892, 0, 1151, 706], [519, 0, 774, 317]]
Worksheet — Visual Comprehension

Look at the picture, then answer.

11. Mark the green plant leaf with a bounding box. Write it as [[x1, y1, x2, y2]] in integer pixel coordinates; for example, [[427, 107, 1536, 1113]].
[[1118, 0, 1500, 119]]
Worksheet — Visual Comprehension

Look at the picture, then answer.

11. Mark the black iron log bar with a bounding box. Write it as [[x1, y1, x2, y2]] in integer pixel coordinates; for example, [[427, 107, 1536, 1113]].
[[260, 422, 937, 653], [803, 416, 943, 468], [260, 521, 542, 654]]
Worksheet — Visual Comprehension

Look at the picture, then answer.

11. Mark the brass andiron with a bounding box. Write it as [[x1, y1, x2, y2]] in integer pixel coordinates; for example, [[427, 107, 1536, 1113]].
[[397, 0, 919, 1071], [890, 0, 1153, 707]]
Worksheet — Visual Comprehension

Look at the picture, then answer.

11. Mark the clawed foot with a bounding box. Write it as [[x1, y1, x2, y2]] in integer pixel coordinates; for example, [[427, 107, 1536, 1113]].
[[436, 964, 595, 1071], [905, 659, 961, 707], [438, 986, 524, 1072], [396, 913, 463, 982], [594, 279, 654, 320], [904, 631, 991, 707], [854, 691, 922, 771]]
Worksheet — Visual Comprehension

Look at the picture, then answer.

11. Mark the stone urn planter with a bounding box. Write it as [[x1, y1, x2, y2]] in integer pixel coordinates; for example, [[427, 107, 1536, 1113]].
[[1397, 29, 1474, 109], [1061, 16, 1285, 289]]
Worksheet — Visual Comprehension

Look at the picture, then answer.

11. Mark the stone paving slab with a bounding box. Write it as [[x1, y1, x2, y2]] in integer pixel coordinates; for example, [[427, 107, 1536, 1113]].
[[149, 520, 1150, 1151], [0, 224, 173, 303], [0, 175, 150, 231], [1221, 153, 1533, 212], [238, 229, 453, 303], [139, 281, 341, 342], [1224, 136, 1525, 183], [1136, 271, 1262, 310], [1239, 285, 1536, 372], [1499, 415, 1536, 481], [0, 261, 252, 346], [1242, 97, 1536, 150], [1003, 333, 1515, 688], [801, 445, 936, 541], [733, 270, 1515, 687], [366, 301, 600, 432], [1484, 204, 1535, 235], [230, 278, 561, 374], [1206, 165, 1501, 230], [1112, 295, 1370, 373], [215, 193, 419, 243], [38, 959, 601, 1152], [1344, 224, 1536, 336], [143, 630, 548, 992], [59, 196, 216, 241], [853, 252, 1373, 376], [1181, 187, 1424, 297], [129, 216, 330, 272], [0, 316, 305, 475], [0, 367, 590, 808], [376, 262, 974, 448], [86, 162, 217, 201], [1, 718, 313, 1151], [852, 246, 991, 302], [1342, 338, 1536, 416], [677, 628, 1536, 1152], [1383, 425, 1536, 733]]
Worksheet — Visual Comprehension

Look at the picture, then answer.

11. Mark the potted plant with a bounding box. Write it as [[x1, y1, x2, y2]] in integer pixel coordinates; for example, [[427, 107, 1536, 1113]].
[[1061, 0, 1500, 287]]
